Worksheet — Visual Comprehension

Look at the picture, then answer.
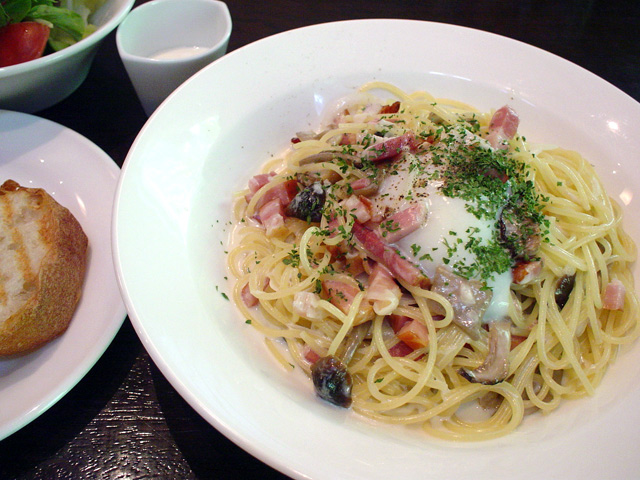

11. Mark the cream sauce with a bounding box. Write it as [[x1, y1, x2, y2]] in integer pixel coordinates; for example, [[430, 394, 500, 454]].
[[150, 46, 206, 60], [370, 145, 511, 322]]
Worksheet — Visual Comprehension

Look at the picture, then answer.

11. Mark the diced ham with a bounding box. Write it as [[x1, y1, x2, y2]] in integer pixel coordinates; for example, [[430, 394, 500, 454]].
[[351, 177, 371, 190], [379, 101, 401, 114], [511, 335, 527, 350], [304, 347, 321, 364], [241, 276, 270, 308], [386, 315, 428, 355], [293, 291, 324, 320], [512, 260, 542, 284], [340, 132, 357, 145], [602, 278, 625, 310], [350, 177, 379, 196], [258, 198, 287, 236], [366, 263, 401, 315], [248, 172, 276, 193], [245, 172, 276, 203], [326, 216, 346, 242], [241, 283, 259, 308], [361, 132, 416, 162], [388, 314, 412, 333], [396, 319, 429, 350], [378, 203, 428, 243], [342, 195, 372, 223], [343, 248, 366, 276], [253, 178, 299, 211], [388, 340, 414, 357], [486, 105, 519, 150], [322, 280, 361, 314], [351, 222, 429, 288]]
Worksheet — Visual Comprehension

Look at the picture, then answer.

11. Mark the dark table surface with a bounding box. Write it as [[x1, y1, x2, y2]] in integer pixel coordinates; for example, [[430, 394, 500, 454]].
[[1, 0, 639, 478]]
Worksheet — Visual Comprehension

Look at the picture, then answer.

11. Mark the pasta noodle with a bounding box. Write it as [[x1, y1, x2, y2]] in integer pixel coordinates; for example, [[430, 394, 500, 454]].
[[226, 82, 640, 441]]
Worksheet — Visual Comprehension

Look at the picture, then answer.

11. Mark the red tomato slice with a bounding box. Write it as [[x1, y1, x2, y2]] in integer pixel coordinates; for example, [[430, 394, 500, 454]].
[[0, 22, 51, 68]]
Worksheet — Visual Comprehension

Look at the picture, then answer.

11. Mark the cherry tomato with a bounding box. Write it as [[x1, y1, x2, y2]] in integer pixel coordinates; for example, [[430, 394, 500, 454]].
[[0, 22, 51, 68]]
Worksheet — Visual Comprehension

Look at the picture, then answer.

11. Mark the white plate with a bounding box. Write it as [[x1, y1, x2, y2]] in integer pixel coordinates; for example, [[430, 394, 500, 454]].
[[114, 20, 640, 480], [0, 111, 126, 440]]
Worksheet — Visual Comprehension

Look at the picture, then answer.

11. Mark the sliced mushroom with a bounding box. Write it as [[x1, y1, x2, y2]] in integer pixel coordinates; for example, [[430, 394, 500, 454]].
[[310, 322, 370, 408], [499, 205, 541, 260], [459, 319, 511, 385], [554, 274, 576, 310], [335, 321, 369, 365], [431, 266, 492, 340], [299, 150, 361, 167], [311, 356, 353, 407], [285, 182, 326, 222]]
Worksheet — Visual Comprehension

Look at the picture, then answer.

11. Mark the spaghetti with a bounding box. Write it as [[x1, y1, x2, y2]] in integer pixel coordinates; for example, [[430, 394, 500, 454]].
[[226, 82, 639, 441]]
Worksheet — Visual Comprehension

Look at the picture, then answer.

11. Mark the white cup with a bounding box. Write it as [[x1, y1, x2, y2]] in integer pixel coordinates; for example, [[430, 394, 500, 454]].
[[116, 0, 232, 116]]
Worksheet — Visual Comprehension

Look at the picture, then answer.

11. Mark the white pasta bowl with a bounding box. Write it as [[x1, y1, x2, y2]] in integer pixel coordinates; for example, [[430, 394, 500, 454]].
[[0, 0, 134, 113], [113, 20, 640, 480]]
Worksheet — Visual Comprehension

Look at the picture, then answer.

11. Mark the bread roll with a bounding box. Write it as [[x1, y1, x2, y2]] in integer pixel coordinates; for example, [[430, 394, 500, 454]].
[[0, 180, 88, 356]]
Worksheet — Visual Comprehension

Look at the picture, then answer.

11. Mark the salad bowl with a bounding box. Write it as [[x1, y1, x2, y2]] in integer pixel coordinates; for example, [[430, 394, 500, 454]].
[[0, 0, 134, 113]]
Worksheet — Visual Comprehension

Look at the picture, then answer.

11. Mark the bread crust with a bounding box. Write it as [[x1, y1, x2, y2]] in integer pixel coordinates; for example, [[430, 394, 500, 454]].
[[0, 180, 88, 356]]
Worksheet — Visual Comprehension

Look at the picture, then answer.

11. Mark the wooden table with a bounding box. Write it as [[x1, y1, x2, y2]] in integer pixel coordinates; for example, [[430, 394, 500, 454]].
[[1, 0, 639, 478]]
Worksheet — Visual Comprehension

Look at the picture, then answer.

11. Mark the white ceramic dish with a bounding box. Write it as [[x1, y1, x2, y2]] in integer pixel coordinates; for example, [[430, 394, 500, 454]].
[[114, 20, 640, 480], [0, 111, 126, 441], [116, 0, 232, 116], [0, 0, 134, 113]]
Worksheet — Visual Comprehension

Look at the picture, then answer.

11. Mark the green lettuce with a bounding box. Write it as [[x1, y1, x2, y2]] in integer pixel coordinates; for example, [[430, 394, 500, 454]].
[[0, 0, 105, 51]]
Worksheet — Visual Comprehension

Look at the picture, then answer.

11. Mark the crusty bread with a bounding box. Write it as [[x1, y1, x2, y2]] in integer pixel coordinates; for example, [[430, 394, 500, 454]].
[[0, 180, 88, 356]]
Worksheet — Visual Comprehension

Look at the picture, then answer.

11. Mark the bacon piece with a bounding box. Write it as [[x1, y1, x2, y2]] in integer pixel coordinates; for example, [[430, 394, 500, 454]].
[[293, 291, 324, 320], [366, 263, 401, 315], [511, 335, 527, 350], [602, 279, 625, 310], [388, 340, 414, 357], [351, 222, 429, 288], [245, 172, 276, 203], [241, 277, 269, 308], [322, 280, 360, 314], [350, 177, 379, 197], [342, 195, 372, 223], [241, 283, 259, 308], [378, 203, 428, 243], [258, 198, 287, 236], [254, 179, 298, 211], [361, 132, 415, 162], [387, 315, 428, 354], [321, 279, 374, 325], [340, 132, 357, 145], [387, 315, 429, 350], [512, 260, 542, 284], [380, 101, 401, 114], [343, 249, 366, 276], [248, 172, 276, 193], [304, 347, 321, 364], [388, 314, 412, 332], [396, 319, 429, 350], [486, 105, 519, 150]]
